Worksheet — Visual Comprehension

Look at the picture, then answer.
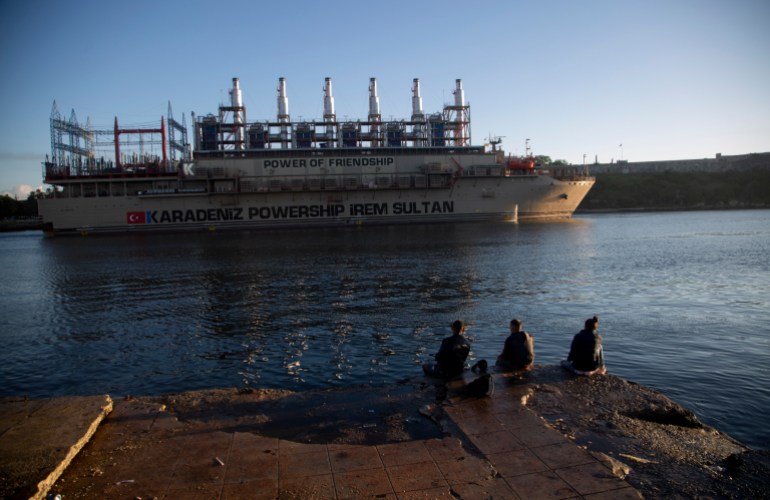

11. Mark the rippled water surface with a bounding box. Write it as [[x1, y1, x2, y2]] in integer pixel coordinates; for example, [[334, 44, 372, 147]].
[[1, 210, 768, 449]]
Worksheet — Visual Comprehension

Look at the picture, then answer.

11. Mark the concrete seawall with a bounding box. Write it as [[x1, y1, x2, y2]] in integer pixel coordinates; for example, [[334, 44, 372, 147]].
[[584, 151, 770, 174], [577, 152, 770, 211]]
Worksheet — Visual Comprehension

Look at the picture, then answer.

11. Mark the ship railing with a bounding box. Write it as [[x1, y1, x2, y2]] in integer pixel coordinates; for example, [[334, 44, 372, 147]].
[[236, 173, 454, 193], [464, 165, 504, 177], [138, 187, 208, 196], [550, 168, 595, 181], [43, 159, 180, 181], [503, 168, 538, 177], [195, 165, 553, 194]]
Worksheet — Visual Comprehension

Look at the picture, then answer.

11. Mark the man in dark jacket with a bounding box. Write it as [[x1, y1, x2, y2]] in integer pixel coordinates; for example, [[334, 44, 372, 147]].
[[562, 316, 606, 375], [423, 320, 470, 378], [496, 318, 535, 371]]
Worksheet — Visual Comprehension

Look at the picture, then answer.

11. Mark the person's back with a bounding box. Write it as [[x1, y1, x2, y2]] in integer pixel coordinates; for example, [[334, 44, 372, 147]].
[[567, 316, 605, 373], [436, 325, 470, 377], [423, 320, 470, 378], [496, 319, 535, 371]]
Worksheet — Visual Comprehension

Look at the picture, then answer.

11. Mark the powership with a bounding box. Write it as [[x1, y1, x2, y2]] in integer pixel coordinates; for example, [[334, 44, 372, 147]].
[[39, 77, 594, 235]]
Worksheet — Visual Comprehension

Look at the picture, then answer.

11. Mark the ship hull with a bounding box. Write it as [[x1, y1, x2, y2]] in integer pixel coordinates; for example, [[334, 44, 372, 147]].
[[38, 175, 594, 235]]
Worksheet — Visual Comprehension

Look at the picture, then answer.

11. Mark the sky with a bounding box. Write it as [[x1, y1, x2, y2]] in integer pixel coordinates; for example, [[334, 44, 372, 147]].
[[1, 0, 769, 198]]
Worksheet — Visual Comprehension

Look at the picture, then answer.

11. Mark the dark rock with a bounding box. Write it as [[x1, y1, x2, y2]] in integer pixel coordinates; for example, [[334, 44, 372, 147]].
[[626, 405, 703, 429]]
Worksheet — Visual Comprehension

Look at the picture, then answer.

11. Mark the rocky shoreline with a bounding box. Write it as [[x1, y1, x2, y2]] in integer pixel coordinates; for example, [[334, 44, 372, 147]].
[[517, 366, 769, 498]]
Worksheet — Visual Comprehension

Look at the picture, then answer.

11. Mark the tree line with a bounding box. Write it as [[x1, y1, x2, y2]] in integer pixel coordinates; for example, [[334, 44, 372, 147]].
[[0, 192, 40, 219]]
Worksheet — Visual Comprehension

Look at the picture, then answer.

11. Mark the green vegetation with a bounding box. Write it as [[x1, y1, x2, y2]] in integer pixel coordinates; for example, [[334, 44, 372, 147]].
[[0, 193, 39, 219], [0, 193, 41, 231], [582, 170, 770, 210], [535, 156, 569, 167]]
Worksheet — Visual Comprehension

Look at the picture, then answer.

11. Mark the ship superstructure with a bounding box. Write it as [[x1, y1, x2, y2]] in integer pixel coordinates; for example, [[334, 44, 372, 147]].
[[39, 77, 594, 235]]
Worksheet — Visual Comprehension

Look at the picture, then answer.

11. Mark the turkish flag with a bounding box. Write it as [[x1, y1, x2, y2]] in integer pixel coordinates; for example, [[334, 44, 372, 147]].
[[126, 211, 146, 224]]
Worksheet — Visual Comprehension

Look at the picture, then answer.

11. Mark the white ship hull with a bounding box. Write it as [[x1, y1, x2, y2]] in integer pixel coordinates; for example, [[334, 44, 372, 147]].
[[38, 174, 593, 235]]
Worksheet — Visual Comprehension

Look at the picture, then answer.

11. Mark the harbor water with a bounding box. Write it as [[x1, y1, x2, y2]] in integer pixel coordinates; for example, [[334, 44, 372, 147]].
[[1, 210, 768, 450]]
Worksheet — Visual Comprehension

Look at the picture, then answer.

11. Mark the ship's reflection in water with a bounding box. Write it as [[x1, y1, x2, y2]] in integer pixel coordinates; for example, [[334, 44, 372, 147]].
[[1, 210, 769, 449]]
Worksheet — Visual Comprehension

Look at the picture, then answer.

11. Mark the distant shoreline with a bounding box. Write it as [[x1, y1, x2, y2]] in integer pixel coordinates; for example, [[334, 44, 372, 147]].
[[576, 205, 769, 214], [580, 169, 770, 212], [0, 220, 42, 232]]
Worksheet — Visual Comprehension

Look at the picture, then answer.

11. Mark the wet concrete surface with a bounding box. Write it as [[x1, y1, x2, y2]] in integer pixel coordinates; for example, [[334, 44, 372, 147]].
[[149, 378, 445, 446]]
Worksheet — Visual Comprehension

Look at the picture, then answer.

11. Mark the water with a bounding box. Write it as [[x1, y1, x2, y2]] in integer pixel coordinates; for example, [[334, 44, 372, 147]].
[[1, 210, 768, 450]]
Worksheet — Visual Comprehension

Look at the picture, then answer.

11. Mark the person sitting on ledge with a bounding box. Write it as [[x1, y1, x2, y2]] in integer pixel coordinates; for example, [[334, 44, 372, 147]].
[[495, 318, 535, 372], [561, 315, 607, 376], [423, 320, 471, 379]]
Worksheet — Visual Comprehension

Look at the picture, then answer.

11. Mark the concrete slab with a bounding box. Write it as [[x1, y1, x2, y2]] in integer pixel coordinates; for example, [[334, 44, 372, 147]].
[[7, 374, 634, 499], [5, 366, 766, 497], [0, 395, 112, 500], [0, 370, 649, 498]]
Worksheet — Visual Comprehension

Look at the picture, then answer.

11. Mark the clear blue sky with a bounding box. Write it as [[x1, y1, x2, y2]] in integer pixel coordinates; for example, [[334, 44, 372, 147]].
[[1, 0, 769, 198]]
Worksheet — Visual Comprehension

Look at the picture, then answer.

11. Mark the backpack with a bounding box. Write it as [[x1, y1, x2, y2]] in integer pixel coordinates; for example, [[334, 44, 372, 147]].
[[464, 374, 494, 398]]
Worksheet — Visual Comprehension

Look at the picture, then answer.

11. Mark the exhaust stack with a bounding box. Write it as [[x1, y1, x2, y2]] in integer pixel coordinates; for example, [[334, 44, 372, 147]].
[[452, 79, 468, 146], [368, 77, 381, 121], [453, 79, 465, 107], [277, 77, 289, 123], [411, 78, 424, 120], [229, 77, 244, 149], [230, 77, 243, 108], [277, 77, 290, 147], [323, 77, 335, 122]]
